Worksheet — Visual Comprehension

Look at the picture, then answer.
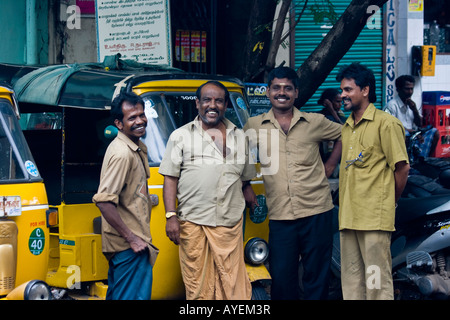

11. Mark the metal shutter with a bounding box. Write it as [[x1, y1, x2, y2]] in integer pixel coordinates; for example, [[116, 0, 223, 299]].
[[294, 0, 384, 112]]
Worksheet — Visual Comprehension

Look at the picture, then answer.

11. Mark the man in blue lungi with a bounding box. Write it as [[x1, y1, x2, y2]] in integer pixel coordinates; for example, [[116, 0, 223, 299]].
[[93, 92, 158, 300]]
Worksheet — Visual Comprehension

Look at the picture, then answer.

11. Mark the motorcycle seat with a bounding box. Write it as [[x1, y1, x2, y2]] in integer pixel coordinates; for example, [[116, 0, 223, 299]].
[[396, 194, 450, 227]]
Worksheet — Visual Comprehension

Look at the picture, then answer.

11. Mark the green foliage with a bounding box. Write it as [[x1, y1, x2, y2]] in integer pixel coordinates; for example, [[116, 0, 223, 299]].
[[308, 0, 338, 24]]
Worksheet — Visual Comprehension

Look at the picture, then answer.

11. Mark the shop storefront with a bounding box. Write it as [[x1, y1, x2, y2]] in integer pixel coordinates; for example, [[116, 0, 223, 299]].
[[421, 0, 450, 92], [387, 0, 449, 103]]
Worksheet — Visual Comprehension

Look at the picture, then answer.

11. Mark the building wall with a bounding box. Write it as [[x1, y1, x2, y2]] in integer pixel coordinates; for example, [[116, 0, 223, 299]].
[[0, 1, 26, 63], [421, 55, 450, 92], [60, 16, 98, 63], [0, 0, 48, 64], [48, 1, 98, 64]]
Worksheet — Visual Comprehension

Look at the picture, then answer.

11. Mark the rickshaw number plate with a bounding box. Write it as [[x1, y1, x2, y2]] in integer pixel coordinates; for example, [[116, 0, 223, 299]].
[[0, 196, 22, 217]]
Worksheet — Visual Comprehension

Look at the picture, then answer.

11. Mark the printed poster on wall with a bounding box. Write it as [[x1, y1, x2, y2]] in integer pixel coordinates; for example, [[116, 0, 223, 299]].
[[175, 30, 207, 63], [408, 0, 423, 12], [96, 0, 172, 65]]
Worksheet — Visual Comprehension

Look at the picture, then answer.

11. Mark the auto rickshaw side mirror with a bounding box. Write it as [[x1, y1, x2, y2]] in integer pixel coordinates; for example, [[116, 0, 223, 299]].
[[104, 125, 118, 139]]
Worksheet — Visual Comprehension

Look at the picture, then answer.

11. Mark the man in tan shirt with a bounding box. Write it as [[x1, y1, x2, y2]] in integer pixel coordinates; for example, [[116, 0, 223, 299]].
[[244, 67, 342, 299], [159, 81, 256, 299], [93, 92, 158, 300]]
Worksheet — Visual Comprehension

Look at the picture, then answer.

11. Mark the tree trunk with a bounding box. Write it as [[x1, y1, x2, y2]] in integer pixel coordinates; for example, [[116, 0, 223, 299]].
[[241, 0, 278, 82], [295, 0, 388, 108], [265, 0, 292, 73]]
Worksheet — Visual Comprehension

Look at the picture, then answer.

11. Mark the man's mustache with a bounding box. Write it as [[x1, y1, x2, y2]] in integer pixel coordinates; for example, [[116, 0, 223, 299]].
[[275, 95, 290, 100]]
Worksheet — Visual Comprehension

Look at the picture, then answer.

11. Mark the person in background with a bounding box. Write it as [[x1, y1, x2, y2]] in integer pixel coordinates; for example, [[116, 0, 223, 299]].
[[318, 88, 346, 124], [383, 75, 439, 159], [317, 88, 346, 167]]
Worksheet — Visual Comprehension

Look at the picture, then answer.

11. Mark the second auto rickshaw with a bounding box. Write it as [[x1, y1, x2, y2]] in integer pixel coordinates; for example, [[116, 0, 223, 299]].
[[0, 83, 52, 300]]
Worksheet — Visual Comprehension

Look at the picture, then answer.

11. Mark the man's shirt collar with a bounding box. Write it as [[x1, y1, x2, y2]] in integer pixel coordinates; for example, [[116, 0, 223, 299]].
[[344, 103, 376, 128], [260, 107, 309, 125], [117, 131, 147, 153], [192, 115, 238, 133]]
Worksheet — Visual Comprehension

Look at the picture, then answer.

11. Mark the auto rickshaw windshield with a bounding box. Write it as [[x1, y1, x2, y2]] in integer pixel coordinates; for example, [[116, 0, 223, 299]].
[[0, 100, 41, 182], [141, 93, 177, 166]]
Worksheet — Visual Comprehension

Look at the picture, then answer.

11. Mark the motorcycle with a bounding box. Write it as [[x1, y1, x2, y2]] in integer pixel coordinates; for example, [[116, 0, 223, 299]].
[[391, 194, 450, 299], [404, 128, 450, 197]]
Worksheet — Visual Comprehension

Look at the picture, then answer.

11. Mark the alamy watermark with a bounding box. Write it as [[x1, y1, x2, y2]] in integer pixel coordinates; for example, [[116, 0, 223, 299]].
[[366, 265, 382, 290], [367, 5, 382, 30], [63, 5, 81, 30], [66, 265, 81, 289]]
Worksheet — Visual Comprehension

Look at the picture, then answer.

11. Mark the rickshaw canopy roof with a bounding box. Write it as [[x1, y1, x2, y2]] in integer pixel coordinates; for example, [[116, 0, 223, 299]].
[[0, 56, 245, 110]]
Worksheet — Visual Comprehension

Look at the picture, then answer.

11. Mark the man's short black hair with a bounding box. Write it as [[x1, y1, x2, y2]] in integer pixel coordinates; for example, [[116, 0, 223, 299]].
[[267, 66, 299, 89], [395, 75, 415, 90], [196, 80, 230, 104], [110, 92, 145, 122], [336, 63, 377, 103]]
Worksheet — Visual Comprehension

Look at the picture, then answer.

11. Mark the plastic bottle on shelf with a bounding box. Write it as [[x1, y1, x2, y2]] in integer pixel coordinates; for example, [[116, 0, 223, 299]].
[[430, 20, 440, 52]]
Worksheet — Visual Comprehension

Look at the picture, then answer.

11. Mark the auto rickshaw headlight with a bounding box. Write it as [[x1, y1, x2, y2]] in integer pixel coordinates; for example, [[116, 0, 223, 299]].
[[46, 208, 58, 227], [244, 237, 269, 265], [26, 280, 51, 300], [6, 280, 51, 300]]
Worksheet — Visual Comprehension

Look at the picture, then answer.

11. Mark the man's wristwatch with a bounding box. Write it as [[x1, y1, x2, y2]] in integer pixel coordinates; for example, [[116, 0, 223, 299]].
[[165, 211, 177, 219]]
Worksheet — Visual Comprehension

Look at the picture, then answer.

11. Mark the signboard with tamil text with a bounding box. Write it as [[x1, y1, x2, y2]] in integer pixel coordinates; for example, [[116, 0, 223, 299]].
[[245, 83, 271, 116], [95, 0, 172, 65]]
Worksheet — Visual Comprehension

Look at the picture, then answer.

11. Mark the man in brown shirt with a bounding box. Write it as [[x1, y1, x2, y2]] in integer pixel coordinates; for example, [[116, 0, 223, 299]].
[[244, 67, 342, 299], [93, 92, 158, 300]]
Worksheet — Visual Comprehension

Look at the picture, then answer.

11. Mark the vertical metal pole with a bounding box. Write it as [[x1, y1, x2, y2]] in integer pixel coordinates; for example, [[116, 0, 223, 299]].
[[60, 107, 66, 204], [26, 0, 38, 64], [210, 0, 217, 74]]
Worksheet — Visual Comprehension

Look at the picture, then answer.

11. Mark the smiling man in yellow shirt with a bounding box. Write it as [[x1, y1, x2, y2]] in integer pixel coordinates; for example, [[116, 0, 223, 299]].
[[337, 63, 410, 300]]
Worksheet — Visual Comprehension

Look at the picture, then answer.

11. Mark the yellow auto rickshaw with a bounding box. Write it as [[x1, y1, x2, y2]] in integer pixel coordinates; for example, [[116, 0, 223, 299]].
[[0, 59, 270, 300], [0, 84, 52, 300]]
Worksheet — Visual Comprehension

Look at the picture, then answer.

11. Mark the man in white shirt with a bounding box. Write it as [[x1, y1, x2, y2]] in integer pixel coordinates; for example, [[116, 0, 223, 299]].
[[383, 75, 439, 159], [159, 81, 255, 300]]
